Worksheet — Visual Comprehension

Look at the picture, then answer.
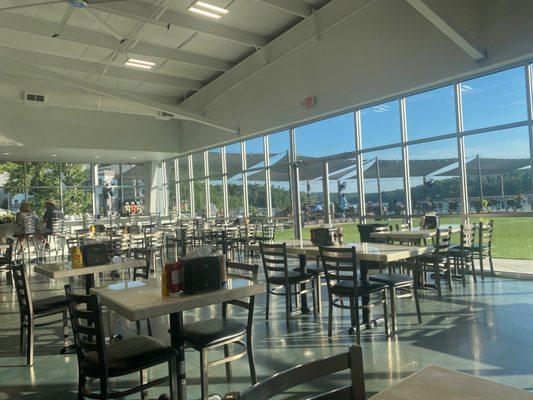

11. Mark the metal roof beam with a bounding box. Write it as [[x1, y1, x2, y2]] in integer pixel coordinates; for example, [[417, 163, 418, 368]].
[[92, 0, 269, 47], [256, 0, 312, 18], [0, 12, 233, 71], [0, 45, 203, 91], [405, 0, 486, 61], [0, 56, 238, 132]]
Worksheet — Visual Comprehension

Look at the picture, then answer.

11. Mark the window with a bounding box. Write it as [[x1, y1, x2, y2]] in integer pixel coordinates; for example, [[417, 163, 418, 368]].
[[97, 164, 120, 186], [361, 100, 401, 148], [192, 152, 205, 179], [408, 139, 460, 214], [247, 170, 266, 217], [226, 143, 242, 178], [245, 137, 264, 170], [178, 156, 189, 181], [461, 66, 527, 131], [268, 130, 290, 163], [0, 162, 26, 212], [194, 179, 207, 217], [208, 148, 223, 177], [465, 127, 532, 213], [179, 181, 191, 218], [328, 158, 359, 221], [271, 165, 292, 217], [406, 85, 456, 141], [209, 178, 224, 217], [299, 160, 324, 233], [362, 148, 405, 216]]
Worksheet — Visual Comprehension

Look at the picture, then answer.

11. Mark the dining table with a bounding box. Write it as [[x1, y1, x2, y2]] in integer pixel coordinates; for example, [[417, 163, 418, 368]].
[[93, 277, 265, 400], [371, 364, 533, 399], [251, 240, 433, 324], [369, 224, 461, 244]]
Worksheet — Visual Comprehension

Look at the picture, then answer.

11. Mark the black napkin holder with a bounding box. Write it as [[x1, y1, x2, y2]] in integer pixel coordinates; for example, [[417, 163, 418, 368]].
[[82, 243, 110, 266], [183, 256, 221, 295]]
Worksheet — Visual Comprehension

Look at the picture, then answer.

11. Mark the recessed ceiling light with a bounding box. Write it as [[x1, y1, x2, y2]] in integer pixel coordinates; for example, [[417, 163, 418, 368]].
[[94, 155, 100, 159], [125, 58, 156, 70], [188, 1, 229, 19], [51, 154, 58, 157], [3, 152, 10, 156]]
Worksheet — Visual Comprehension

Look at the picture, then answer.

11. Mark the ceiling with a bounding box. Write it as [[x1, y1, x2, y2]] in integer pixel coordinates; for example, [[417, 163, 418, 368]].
[[0, 0, 331, 106]]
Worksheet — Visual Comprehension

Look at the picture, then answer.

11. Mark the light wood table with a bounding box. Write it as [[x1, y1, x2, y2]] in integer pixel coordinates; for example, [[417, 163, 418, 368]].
[[370, 225, 461, 244], [371, 365, 533, 399], [93, 278, 265, 400]]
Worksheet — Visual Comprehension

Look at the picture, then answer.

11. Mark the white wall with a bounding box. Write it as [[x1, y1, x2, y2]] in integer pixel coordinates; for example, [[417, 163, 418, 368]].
[[178, 0, 533, 152]]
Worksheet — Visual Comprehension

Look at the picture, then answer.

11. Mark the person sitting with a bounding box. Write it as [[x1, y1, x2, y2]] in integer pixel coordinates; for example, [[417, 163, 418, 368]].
[[15, 202, 35, 254]]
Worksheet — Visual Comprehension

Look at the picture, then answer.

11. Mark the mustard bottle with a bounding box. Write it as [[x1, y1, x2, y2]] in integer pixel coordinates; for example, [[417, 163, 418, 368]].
[[71, 246, 84, 269], [161, 264, 169, 296]]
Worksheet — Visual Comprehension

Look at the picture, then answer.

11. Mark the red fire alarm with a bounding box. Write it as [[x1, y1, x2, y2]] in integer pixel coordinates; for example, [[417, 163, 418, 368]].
[[302, 96, 317, 109]]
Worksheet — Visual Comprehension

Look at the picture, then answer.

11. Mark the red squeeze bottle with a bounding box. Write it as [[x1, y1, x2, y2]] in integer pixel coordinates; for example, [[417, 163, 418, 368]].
[[167, 261, 184, 295]]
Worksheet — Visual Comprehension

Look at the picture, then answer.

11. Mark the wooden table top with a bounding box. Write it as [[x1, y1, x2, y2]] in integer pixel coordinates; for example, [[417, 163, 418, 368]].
[[93, 278, 265, 321], [34, 258, 145, 279], [251, 240, 433, 263], [371, 365, 533, 399], [370, 225, 461, 241]]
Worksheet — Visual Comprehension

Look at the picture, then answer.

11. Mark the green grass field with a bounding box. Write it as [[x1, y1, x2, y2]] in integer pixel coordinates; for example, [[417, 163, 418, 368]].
[[275, 216, 533, 260]]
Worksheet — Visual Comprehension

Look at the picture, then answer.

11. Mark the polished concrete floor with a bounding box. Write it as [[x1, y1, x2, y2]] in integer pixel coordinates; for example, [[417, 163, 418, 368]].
[[1, 261, 533, 399]]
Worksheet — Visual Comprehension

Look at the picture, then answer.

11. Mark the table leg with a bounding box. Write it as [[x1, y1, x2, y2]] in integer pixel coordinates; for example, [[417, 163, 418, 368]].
[[360, 261, 370, 325], [298, 254, 310, 314], [170, 312, 187, 400]]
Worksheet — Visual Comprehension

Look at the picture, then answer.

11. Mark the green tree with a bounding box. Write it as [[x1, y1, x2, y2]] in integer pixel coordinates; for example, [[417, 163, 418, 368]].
[[0, 162, 91, 217]]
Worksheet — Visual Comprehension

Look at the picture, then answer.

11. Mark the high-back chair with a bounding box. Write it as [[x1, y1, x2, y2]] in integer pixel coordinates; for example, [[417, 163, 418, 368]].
[[320, 246, 388, 343], [417, 227, 452, 299], [449, 224, 476, 286], [0, 238, 14, 285], [223, 345, 366, 400], [259, 243, 316, 332], [180, 262, 259, 400], [474, 220, 494, 277], [64, 285, 178, 400], [12, 263, 68, 366]]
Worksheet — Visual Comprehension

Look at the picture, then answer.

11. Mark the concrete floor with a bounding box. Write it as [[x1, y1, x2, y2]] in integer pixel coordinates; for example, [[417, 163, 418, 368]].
[[1, 260, 533, 399]]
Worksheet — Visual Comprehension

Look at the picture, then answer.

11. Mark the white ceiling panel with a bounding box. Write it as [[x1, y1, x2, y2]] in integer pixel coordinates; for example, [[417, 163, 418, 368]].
[[180, 33, 251, 62]]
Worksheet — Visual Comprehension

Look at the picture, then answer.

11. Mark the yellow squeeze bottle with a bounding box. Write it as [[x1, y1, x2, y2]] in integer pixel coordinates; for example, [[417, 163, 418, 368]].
[[71, 246, 84, 269]]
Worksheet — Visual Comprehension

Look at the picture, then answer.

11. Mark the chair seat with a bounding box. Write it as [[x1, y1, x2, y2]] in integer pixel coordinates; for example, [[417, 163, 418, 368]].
[[417, 254, 448, 264], [369, 273, 413, 287], [182, 318, 246, 350], [331, 280, 387, 297], [471, 244, 489, 251], [267, 271, 313, 286], [81, 335, 177, 378], [293, 265, 324, 276], [449, 247, 472, 256], [33, 295, 67, 315]]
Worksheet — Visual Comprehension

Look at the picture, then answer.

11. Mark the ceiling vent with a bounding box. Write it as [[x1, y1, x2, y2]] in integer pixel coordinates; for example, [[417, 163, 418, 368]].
[[23, 91, 46, 105], [155, 111, 174, 120]]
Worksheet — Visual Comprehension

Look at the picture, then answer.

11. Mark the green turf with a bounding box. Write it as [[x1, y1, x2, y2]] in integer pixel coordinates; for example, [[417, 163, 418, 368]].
[[275, 216, 533, 260]]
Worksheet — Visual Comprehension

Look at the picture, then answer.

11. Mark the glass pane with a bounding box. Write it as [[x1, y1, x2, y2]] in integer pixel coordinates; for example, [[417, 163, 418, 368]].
[[299, 161, 324, 235], [271, 165, 292, 217], [226, 143, 242, 178], [95, 187, 121, 217], [268, 130, 290, 164], [247, 170, 266, 217], [328, 158, 359, 221], [98, 164, 120, 186], [406, 85, 456, 140], [156, 185, 168, 216], [245, 136, 264, 170], [28, 187, 61, 217], [227, 178, 244, 218], [296, 113, 355, 158], [409, 139, 461, 214], [209, 178, 224, 217], [192, 152, 205, 178], [465, 127, 532, 213], [363, 148, 405, 217], [461, 66, 527, 131], [63, 188, 93, 218], [122, 186, 145, 205], [62, 163, 91, 187], [179, 182, 191, 218], [208, 148, 223, 177], [0, 162, 25, 212], [193, 180, 207, 217], [26, 162, 60, 187], [122, 164, 145, 187], [178, 157, 189, 181], [165, 159, 176, 184], [361, 100, 401, 148]]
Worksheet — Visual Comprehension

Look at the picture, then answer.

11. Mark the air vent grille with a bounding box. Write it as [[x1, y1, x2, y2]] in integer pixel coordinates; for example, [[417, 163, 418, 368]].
[[23, 92, 46, 104]]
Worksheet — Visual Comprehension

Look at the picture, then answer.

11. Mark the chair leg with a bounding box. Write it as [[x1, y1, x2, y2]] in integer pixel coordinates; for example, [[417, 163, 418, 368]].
[[146, 319, 153, 337], [327, 296, 333, 338], [389, 286, 396, 334], [488, 248, 494, 275], [168, 357, 179, 400], [19, 317, 25, 355], [63, 310, 69, 346], [382, 291, 389, 337], [265, 288, 270, 321], [460, 256, 466, 287], [471, 254, 477, 283], [99, 377, 109, 400], [26, 317, 34, 366], [311, 278, 317, 320], [136, 321, 142, 335], [434, 261, 442, 299], [285, 286, 291, 333], [223, 344, 232, 382], [199, 348, 210, 400], [479, 250, 485, 280], [246, 334, 257, 385], [140, 369, 148, 400], [77, 374, 85, 400], [413, 283, 422, 325]]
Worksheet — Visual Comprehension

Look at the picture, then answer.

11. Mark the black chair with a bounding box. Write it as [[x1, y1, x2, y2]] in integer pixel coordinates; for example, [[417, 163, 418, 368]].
[[320, 246, 388, 343], [180, 262, 259, 400], [472, 220, 494, 277], [222, 344, 366, 400], [64, 285, 178, 400], [12, 263, 68, 366], [417, 227, 452, 299], [260, 243, 317, 332], [449, 224, 477, 286], [0, 238, 14, 285]]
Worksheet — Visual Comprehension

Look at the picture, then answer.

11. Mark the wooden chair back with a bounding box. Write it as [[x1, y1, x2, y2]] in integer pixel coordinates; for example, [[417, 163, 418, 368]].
[[320, 246, 359, 298], [259, 243, 289, 284], [478, 220, 494, 248], [12, 263, 32, 316], [224, 345, 366, 400]]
